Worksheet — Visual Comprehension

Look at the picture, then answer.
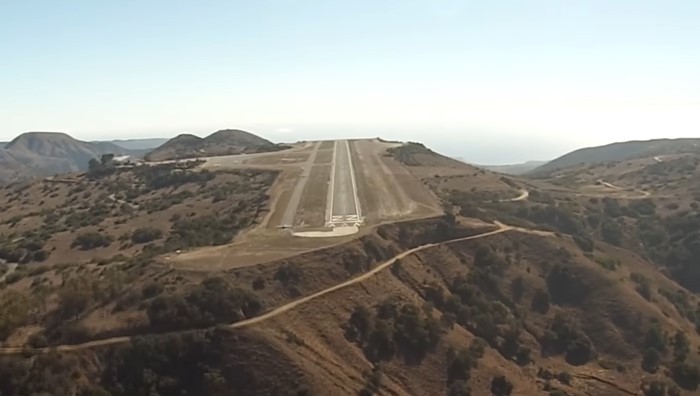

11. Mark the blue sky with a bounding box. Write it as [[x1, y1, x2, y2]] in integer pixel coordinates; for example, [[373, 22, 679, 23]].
[[1, 1, 699, 163]]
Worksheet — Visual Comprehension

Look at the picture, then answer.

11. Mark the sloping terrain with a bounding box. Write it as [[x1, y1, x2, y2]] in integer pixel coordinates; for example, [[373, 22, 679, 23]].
[[482, 160, 548, 175], [388, 142, 539, 203], [0, 132, 134, 184], [531, 138, 700, 176], [0, 162, 277, 267], [145, 129, 289, 161], [0, 160, 277, 348], [2, 138, 700, 395], [1, 217, 699, 395]]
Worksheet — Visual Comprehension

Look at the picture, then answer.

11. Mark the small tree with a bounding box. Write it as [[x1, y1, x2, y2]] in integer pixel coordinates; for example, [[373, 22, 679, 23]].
[[531, 288, 550, 314], [642, 348, 661, 373], [673, 331, 690, 362], [448, 380, 471, 396], [88, 158, 101, 171], [101, 153, 115, 166], [671, 361, 700, 390], [131, 227, 163, 244], [71, 232, 112, 250], [491, 375, 513, 396]]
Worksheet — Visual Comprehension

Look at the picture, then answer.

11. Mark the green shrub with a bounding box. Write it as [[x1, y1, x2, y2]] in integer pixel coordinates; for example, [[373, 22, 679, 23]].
[[531, 288, 550, 313], [573, 236, 594, 252], [601, 221, 623, 246], [166, 214, 239, 250], [147, 277, 261, 331], [448, 380, 471, 396], [133, 163, 213, 190], [131, 227, 163, 244], [547, 265, 588, 306], [673, 331, 690, 362], [541, 313, 594, 365], [0, 291, 31, 340], [387, 142, 433, 166], [71, 232, 112, 250], [631, 273, 652, 300], [32, 249, 49, 262], [252, 276, 266, 290], [671, 361, 700, 390], [642, 347, 661, 373], [142, 191, 194, 212], [142, 282, 164, 298], [594, 256, 619, 271], [644, 324, 667, 353], [274, 264, 302, 285], [345, 299, 442, 364], [556, 371, 572, 385], [630, 199, 657, 216], [490, 375, 513, 396], [65, 204, 111, 229]]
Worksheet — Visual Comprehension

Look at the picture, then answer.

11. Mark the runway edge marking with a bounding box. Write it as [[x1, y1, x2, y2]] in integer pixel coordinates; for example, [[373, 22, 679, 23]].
[[345, 140, 363, 225]]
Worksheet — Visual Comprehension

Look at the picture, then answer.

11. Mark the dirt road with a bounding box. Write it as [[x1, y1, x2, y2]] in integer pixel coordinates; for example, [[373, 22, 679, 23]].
[[597, 179, 651, 198], [0, 223, 514, 355], [500, 189, 529, 202], [232, 223, 511, 329]]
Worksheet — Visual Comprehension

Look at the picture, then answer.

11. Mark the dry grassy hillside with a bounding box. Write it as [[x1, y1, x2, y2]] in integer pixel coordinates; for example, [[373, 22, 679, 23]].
[[530, 138, 700, 176], [0, 160, 276, 267], [0, 159, 278, 347], [2, 141, 700, 396], [1, 217, 699, 395], [387, 142, 531, 200]]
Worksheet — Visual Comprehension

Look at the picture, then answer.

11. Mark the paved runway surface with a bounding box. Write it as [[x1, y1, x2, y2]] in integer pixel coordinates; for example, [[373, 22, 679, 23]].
[[327, 140, 362, 227]]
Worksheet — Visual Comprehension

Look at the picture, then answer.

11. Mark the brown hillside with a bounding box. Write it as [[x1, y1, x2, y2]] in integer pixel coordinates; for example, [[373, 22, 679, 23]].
[[531, 138, 700, 176], [0, 132, 132, 184], [145, 129, 288, 161], [1, 217, 698, 395], [3, 139, 700, 395]]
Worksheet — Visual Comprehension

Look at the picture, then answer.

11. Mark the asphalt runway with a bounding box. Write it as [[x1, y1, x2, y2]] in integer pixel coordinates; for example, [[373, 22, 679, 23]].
[[326, 140, 362, 227]]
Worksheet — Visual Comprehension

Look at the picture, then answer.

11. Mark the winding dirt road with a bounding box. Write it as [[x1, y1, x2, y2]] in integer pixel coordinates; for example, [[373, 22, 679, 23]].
[[0, 223, 513, 355], [230, 224, 512, 329], [597, 179, 651, 198], [501, 189, 529, 202]]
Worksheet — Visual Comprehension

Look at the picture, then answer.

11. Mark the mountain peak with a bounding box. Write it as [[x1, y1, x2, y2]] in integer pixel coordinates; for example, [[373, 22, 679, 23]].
[[1, 131, 131, 181], [145, 129, 282, 161], [6, 131, 78, 149]]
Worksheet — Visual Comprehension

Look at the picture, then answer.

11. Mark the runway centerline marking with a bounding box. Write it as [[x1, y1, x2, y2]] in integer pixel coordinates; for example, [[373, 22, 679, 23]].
[[326, 140, 363, 227]]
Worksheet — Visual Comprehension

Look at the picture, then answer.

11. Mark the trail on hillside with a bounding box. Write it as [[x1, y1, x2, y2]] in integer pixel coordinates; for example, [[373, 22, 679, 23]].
[[507, 189, 529, 202], [0, 223, 516, 355], [231, 224, 512, 329], [0, 264, 18, 283], [596, 179, 651, 198]]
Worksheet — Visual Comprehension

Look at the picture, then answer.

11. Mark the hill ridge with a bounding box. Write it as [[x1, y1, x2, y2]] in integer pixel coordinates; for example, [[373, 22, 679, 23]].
[[0, 131, 133, 183], [531, 137, 700, 175], [145, 128, 285, 161]]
